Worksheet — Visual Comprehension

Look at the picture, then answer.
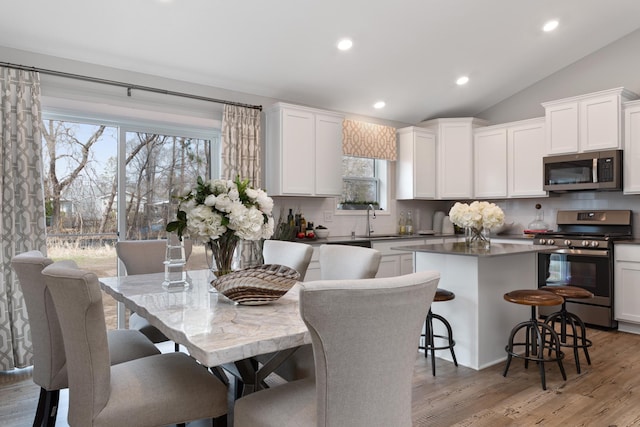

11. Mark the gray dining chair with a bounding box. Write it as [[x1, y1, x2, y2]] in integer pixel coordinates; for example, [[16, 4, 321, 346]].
[[234, 270, 440, 427], [116, 239, 193, 347], [41, 260, 228, 427], [261, 243, 382, 383], [10, 251, 161, 427], [262, 239, 314, 280]]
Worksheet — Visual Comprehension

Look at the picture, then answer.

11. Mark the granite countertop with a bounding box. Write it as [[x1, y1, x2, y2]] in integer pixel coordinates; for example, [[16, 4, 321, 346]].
[[392, 242, 553, 258], [614, 239, 640, 245]]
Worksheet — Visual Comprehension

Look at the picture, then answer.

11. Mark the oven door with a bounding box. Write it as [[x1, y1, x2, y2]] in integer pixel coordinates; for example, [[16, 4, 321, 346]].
[[537, 248, 612, 307]]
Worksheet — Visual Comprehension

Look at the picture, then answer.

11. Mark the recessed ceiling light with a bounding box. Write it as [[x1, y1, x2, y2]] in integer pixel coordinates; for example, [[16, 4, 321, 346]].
[[456, 76, 469, 86], [543, 20, 559, 32], [337, 39, 353, 51], [373, 101, 386, 109]]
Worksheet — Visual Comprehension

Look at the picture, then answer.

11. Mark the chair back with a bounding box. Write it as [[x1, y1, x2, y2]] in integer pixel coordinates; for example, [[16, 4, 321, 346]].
[[263, 240, 314, 280], [42, 262, 112, 427], [318, 244, 381, 280], [11, 251, 78, 390], [299, 270, 440, 427], [116, 239, 193, 275]]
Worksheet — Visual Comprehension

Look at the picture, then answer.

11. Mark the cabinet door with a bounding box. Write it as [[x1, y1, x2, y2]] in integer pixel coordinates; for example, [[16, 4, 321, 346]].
[[414, 131, 436, 199], [508, 120, 547, 197], [400, 254, 414, 275], [438, 122, 473, 198], [580, 94, 621, 152], [615, 260, 640, 323], [545, 102, 579, 154], [314, 114, 343, 196], [474, 128, 507, 198], [281, 108, 315, 195], [376, 255, 401, 278], [624, 104, 640, 194]]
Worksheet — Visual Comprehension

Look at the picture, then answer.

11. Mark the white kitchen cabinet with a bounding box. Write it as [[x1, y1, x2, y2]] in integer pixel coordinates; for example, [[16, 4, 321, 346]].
[[507, 118, 547, 197], [542, 87, 636, 155], [396, 127, 436, 200], [624, 100, 640, 194], [420, 118, 488, 199], [615, 245, 640, 332], [265, 103, 344, 196], [472, 117, 546, 199], [473, 126, 507, 198], [372, 240, 421, 278]]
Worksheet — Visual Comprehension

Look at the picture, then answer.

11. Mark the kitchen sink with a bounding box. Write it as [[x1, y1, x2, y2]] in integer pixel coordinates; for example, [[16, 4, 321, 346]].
[[356, 234, 415, 240]]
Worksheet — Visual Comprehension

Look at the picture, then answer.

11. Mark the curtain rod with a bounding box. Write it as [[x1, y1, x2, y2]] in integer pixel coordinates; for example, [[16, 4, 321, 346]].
[[0, 61, 262, 111]]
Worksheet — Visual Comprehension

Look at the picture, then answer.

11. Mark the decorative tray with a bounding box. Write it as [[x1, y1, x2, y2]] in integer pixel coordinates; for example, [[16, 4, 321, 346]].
[[211, 264, 300, 305]]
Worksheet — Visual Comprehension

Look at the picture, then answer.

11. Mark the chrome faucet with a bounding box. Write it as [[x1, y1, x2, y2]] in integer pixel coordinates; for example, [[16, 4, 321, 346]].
[[366, 204, 376, 237]]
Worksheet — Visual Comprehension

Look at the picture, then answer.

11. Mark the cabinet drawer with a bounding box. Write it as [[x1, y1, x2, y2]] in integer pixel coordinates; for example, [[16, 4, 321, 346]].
[[615, 245, 640, 262]]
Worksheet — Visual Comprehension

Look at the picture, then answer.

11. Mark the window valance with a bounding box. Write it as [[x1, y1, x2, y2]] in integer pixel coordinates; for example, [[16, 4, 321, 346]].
[[342, 119, 397, 161]]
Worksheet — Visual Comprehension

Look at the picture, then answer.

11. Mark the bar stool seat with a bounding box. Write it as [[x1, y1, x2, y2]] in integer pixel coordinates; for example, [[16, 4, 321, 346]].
[[540, 285, 594, 374], [419, 288, 457, 376], [503, 289, 567, 390]]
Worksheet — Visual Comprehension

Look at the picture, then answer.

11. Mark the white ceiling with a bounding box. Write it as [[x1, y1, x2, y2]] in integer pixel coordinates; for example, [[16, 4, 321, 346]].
[[2, 0, 640, 124]]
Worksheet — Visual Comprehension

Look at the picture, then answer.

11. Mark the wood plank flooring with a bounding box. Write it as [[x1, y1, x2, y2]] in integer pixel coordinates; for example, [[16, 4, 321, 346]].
[[3, 296, 640, 426]]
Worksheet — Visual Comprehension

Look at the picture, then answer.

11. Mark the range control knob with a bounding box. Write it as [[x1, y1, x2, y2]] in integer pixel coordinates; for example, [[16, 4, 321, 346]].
[[591, 241, 600, 248], [539, 239, 546, 245], [547, 239, 555, 245], [582, 240, 590, 247], [564, 240, 572, 246]]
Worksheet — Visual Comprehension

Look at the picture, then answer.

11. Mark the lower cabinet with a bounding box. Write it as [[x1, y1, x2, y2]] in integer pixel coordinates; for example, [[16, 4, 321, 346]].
[[615, 245, 640, 330]]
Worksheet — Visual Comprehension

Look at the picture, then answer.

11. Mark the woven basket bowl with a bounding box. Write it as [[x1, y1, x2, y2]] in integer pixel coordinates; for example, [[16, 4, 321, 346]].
[[211, 264, 300, 305]]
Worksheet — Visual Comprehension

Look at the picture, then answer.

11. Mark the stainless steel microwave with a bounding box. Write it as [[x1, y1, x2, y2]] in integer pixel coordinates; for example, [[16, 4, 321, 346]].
[[543, 149, 622, 192]]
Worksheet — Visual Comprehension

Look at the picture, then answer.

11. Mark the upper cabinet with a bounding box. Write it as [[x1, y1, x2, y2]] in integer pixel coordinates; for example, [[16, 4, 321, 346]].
[[472, 118, 547, 199], [542, 87, 637, 155], [473, 126, 507, 198], [396, 127, 436, 200], [265, 103, 344, 197], [420, 118, 488, 199], [624, 100, 640, 194], [508, 118, 547, 198]]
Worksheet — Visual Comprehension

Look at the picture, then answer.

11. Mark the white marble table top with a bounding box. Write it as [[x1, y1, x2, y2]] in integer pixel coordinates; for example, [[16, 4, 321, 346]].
[[100, 269, 311, 367]]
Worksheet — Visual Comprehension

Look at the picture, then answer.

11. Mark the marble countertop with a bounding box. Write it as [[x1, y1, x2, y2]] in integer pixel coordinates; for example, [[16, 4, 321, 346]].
[[392, 242, 554, 257], [100, 269, 310, 367]]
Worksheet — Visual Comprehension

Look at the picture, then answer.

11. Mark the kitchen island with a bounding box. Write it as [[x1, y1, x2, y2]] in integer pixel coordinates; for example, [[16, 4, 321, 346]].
[[393, 242, 553, 370]]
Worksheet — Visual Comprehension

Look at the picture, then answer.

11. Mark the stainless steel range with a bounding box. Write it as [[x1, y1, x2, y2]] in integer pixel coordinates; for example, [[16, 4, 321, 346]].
[[534, 210, 633, 329]]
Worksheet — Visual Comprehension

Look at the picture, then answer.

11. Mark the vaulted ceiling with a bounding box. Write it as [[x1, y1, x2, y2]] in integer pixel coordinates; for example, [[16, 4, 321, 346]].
[[2, 0, 640, 124]]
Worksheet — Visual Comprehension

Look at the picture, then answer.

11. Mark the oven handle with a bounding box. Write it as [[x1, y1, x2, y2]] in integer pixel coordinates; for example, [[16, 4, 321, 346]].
[[540, 247, 610, 257]]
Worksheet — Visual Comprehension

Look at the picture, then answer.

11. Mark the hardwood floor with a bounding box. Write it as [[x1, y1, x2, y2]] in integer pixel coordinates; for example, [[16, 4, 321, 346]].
[[4, 300, 640, 426]]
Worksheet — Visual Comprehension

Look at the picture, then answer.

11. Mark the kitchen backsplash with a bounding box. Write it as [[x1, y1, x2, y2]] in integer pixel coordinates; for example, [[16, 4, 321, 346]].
[[273, 192, 640, 239]]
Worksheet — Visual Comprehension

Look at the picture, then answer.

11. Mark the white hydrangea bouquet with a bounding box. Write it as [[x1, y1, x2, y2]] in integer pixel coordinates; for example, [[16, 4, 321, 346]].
[[448, 201, 504, 247], [167, 176, 274, 275]]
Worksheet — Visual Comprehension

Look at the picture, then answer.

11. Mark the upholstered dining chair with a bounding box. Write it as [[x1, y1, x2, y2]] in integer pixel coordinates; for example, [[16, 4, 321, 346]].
[[116, 239, 193, 347], [234, 270, 440, 427], [41, 261, 228, 427], [11, 251, 161, 427], [262, 240, 314, 280], [259, 244, 382, 383], [318, 243, 382, 280]]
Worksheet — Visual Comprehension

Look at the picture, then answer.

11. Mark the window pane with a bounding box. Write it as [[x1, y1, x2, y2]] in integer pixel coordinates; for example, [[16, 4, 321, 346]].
[[124, 132, 211, 240], [343, 156, 375, 178], [342, 179, 378, 204]]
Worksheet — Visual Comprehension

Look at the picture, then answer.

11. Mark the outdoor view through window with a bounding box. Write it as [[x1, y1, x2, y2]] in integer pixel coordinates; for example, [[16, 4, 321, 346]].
[[42, 118, 213, 327]]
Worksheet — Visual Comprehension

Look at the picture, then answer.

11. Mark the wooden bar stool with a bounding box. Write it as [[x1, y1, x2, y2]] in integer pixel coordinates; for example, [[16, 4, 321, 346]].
[[419, 288, 458, 376], [503, 289, 566, 390], [540, 285, 594, 374]]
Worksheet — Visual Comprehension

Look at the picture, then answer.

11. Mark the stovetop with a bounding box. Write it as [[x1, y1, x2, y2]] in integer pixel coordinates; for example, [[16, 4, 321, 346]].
[[533, 210, 633, 249]]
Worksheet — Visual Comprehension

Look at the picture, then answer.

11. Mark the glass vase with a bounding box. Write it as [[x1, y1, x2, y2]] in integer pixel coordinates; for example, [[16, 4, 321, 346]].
[[206, 232, 240, 277], [465, 226, 491, 249]]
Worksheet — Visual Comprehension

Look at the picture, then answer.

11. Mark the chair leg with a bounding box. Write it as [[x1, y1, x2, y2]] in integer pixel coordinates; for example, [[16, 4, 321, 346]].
[[34, 388, 59, 427]]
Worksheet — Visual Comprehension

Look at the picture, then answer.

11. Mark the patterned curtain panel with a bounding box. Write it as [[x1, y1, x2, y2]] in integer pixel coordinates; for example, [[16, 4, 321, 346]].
[[221, 105, 262, 188], [0, 67, 47, 371], [342, 119, 397, 160]]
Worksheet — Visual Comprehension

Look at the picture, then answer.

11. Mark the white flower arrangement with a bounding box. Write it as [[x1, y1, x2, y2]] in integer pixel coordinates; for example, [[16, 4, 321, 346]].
[[448, 201, 505, 231], [167, 176, 274, 242]]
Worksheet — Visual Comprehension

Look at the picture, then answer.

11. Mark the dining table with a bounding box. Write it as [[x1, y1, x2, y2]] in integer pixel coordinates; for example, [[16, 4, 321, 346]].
[[99, 269, 311, 395]]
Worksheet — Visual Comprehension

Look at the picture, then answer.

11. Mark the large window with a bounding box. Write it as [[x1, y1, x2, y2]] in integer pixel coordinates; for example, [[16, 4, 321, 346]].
[[339, 156, 388, 211], [41, 114, 217, 278]]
